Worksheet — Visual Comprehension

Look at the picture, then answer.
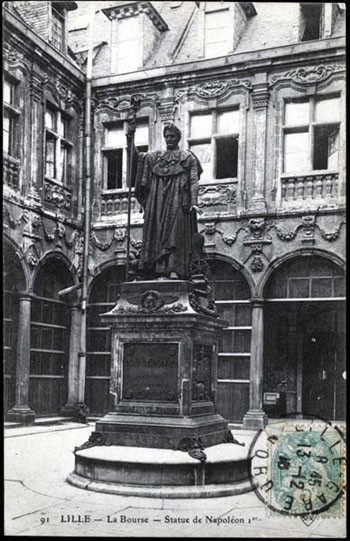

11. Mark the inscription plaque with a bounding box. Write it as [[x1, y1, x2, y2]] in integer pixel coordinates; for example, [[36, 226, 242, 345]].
[[123, 343, 179, 401]]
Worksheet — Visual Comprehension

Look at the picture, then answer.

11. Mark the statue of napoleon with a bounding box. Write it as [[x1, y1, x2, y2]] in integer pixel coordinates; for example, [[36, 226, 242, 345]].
[[127, 121, 203, 280]]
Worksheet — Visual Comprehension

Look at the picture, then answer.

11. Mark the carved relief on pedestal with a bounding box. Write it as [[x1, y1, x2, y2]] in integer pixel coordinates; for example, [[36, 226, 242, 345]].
[[192, 345, 212, 401]]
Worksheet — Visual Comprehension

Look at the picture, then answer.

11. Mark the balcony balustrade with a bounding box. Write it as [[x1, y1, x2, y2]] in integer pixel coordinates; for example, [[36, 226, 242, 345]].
[[281, 172, 339, 207]]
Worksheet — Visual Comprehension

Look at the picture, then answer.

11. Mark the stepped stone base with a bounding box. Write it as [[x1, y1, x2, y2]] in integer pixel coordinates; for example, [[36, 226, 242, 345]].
[[68, 443, 254, 498]]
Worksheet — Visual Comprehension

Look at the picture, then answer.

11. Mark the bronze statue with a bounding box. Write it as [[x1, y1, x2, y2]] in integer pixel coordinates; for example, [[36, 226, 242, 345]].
[[127, 122, 203, 280]]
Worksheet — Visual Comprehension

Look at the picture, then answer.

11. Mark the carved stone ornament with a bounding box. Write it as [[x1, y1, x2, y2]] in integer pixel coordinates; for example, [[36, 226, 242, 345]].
[[25, 244, 41, 268], [250, 255, 264, 273], [4, 42, 24, 64], [4, 206, 28, 229], [271, 64, 344, 86], [198, 185, 236, 207], [43, 181, 72, 210], [116, 289, 186, 314], [175, 79, 252, 104], [42, 76, 77, 105], [95, 92, 160, 114], [248, 218, 266, 238], [192, 345, 212, 402], [178, 437, 207, 463], [74, 431, 111, 454], [316, 219, 346, 241]]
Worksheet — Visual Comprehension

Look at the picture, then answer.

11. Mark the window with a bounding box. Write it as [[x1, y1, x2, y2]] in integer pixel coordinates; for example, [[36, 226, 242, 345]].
[[204, 9, 232, 58], [86, 266, 125, 414], [208, 260, 251, 422], [45, 104, 72, 183], [300, 3, 323, 41], [114, 17, 141, 74], [51, 5, 65, 52], [188, 109, 239, 182], [283, 95, 340, 174], [102, 120, 149, 190], [3, 79, 18, 156]]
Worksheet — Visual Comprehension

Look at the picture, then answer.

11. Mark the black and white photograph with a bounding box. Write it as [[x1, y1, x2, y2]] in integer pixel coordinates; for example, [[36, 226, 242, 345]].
[[3, 1, 346, 537]]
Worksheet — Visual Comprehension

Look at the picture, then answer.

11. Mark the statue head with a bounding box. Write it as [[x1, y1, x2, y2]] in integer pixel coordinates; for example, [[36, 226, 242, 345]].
[[163, 123, 181, 150]]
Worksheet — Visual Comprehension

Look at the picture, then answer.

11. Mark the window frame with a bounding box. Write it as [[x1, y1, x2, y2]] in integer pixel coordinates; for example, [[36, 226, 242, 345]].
[[112, 15, 141, 74], [3, 77, 20, 157], [44, 102, 73, 185], [282, 93, 341, 175], [187, 108, 240, 183], [51, 4, 65, 53], [101, 119, 149, 192]]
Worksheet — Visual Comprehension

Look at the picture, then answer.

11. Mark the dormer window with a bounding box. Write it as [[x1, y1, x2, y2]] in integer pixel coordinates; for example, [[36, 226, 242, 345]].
[[300, 3, 322, 41], [51, 5, 64, 51], [115, 16, 141, 74], [203, 2, 256, 59], [102, 2, 168, 75], [299, 2, 338, 42], [204, 8, 231, 58]]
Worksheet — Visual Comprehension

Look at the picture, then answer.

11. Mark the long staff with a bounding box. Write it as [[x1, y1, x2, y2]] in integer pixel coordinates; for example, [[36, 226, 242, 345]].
[[125, 95, 141, 281]]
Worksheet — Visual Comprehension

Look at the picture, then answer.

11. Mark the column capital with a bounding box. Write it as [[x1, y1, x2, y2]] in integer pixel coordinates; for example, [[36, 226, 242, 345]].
[[17, 292, 32, 301], [251, 83, 270, 109], [250, 298, 265, 308]]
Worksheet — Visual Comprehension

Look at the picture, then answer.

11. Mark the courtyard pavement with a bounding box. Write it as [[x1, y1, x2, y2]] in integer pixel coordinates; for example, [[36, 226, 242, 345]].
[[4, 421, 346, 538]]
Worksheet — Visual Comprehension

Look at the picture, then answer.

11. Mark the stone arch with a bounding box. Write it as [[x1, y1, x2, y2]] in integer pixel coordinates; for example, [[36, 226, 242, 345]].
[[261, 248, 346, 420], [206, 252, 254, 298], [31, 250, 78, 293], [259, 247, 345, 299], [3, 235, 29, 293], [87, 260, 126, 300]]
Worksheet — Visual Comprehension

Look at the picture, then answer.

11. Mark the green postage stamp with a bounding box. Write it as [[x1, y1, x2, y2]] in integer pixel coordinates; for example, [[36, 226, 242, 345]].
[[249, 417, 346, 518]]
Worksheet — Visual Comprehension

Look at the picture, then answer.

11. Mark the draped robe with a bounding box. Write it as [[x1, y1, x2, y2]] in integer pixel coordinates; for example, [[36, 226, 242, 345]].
[[134, 149, 202, 278]]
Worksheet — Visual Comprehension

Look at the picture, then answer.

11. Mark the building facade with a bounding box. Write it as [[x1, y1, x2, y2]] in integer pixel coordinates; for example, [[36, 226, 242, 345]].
[[3, 1, 346, 428]]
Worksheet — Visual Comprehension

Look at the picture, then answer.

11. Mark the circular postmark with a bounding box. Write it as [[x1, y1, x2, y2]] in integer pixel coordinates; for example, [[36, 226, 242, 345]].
[[248, 416, 346, 516]]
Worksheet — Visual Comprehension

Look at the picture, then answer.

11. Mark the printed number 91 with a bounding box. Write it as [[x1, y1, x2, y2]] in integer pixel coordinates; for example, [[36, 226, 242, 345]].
[[40, 517, 49, 524]]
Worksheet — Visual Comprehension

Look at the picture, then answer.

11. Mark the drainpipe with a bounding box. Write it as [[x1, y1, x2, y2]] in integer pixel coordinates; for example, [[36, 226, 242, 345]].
[[77, 10, 97, 408]]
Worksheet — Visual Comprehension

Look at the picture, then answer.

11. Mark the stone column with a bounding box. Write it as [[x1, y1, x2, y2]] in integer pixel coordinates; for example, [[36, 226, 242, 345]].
[[7, 294, 35, 424], [60, 304, 82, 416], [249, 74, 269, 211], [243, 300, 268, 429]]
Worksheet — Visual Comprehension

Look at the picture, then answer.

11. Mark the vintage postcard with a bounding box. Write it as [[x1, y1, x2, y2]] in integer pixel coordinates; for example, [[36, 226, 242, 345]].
[[3, 1, 346, 537]]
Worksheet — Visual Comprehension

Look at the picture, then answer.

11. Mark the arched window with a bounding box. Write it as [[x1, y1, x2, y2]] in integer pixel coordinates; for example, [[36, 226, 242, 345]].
[[264, 255, 345, 420], [86, 265, 125, 414], [265, 255, 345, 299], [30, 259, 73, 415], [208, 259, 251, 422]]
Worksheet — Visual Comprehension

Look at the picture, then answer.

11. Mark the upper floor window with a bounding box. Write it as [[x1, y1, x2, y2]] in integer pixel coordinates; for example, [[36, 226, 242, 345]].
[[3, 78, 19, 157], [188, 109, 239, 182], [114, 17, 141, 74], [102, 120, 149, 190], [51, 5, 65, 52], [283, 95, 340, 174], [45, 103, 72, 183], [300, 3, 323, 41], [204, 8, 231, 58]]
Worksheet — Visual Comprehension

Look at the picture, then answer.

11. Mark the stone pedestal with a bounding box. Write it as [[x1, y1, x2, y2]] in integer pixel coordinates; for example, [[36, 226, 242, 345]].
[[69, 280, 254, 497], [96, 280, 228, 449]]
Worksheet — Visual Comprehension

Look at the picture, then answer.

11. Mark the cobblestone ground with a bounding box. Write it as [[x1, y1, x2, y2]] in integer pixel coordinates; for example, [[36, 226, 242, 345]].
[[4, 422, 346, 537]]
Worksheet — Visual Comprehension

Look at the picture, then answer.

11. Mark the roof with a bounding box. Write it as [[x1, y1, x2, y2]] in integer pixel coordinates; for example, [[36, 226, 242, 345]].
[[66, 1, 346, 75]]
